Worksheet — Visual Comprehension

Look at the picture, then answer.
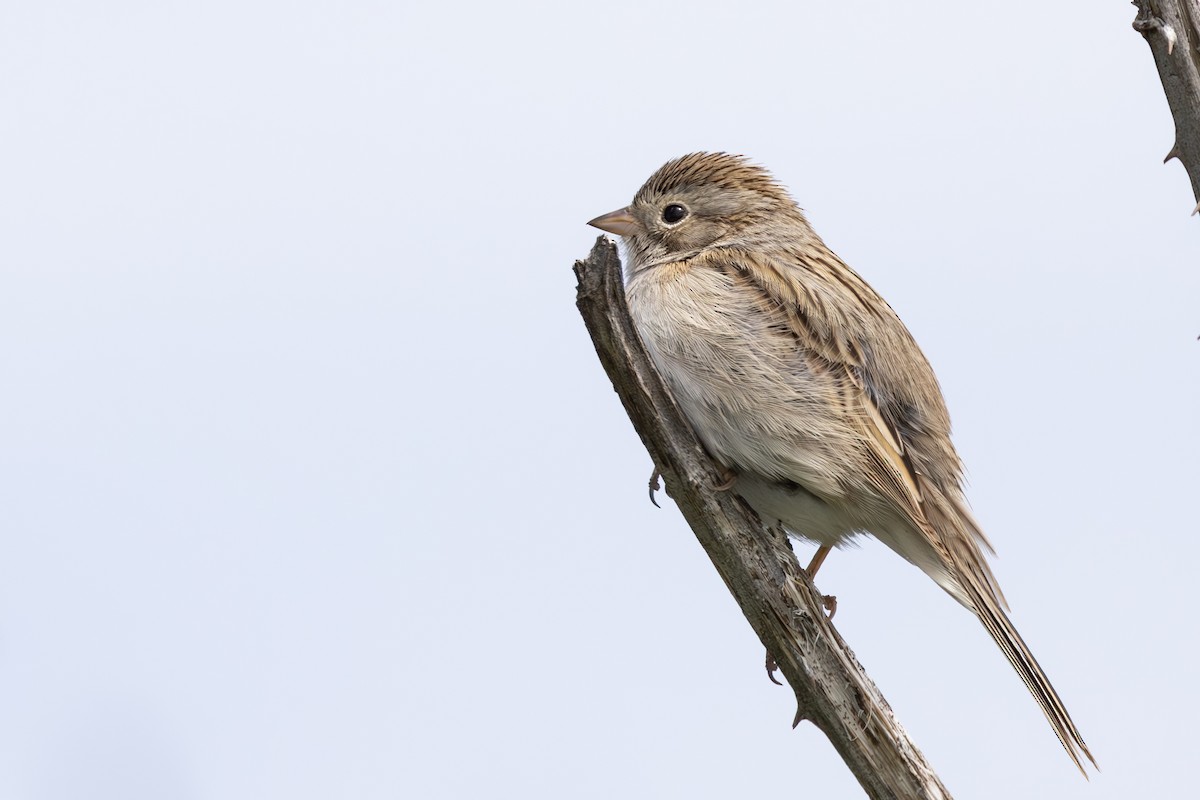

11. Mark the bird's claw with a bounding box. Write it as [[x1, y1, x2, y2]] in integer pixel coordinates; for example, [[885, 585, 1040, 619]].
[[711, 467, 738, 491], [765, 651, 783, 686]]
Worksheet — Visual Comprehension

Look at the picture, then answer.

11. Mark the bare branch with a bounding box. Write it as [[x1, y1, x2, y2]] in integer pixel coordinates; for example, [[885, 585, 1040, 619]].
[[1134, 0, 1200, 211], [574, 237, 953, 800]]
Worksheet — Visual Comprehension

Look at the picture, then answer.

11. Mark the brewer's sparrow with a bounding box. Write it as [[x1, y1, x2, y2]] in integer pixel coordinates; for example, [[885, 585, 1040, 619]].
[[588, 152, 1094, 772]]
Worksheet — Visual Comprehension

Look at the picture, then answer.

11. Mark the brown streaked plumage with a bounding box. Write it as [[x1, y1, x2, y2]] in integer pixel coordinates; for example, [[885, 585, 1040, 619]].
[[588, 152, 1095, 773]]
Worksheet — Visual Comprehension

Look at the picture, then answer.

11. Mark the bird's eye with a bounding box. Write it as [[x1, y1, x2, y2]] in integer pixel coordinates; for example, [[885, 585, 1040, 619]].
[[662, 204, 688, 224]]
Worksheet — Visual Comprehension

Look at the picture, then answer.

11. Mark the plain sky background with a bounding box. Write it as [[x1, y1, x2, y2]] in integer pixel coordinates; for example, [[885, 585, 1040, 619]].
[[2, 2, 1198, 798]]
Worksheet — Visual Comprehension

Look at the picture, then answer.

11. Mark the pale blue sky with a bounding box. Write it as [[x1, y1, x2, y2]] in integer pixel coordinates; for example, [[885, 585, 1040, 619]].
[[2, 2, 1197, 798]]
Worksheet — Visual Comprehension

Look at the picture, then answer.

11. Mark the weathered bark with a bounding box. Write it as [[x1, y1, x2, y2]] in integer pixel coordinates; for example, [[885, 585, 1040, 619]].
[[1134, 0, 1200, 212], [574, 237, 952, 800]]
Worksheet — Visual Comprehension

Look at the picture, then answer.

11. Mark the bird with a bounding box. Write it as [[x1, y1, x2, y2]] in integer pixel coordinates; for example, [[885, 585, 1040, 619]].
[[588, 152, 1095, 773]]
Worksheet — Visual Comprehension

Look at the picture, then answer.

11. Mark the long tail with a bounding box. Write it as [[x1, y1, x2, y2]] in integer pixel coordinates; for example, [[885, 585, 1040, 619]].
[[921, 483, 1096, 774], [965, 577, 1097, 775]]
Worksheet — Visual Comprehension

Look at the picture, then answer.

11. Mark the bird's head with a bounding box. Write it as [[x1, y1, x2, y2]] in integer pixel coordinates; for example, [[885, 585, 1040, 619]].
[[588, 152, 804, 267]]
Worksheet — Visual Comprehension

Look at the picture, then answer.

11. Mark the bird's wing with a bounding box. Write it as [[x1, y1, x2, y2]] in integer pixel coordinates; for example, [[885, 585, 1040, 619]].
[[721, 245, 1012, 604], [695, 244, 1096, 772], [721, 248, 1095, 771], [723, 247, 932, 526]]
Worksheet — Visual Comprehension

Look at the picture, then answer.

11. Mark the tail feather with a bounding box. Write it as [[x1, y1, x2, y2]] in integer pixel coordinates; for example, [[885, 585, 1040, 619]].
[[918, 481, 1095, 773], [964, 576, 1097, 775]]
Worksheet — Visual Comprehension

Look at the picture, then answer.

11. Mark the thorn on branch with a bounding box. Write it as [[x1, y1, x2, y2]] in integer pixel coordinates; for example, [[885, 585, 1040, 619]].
[[793, 703, 808, 729], [1165, 143, 1181, 163]]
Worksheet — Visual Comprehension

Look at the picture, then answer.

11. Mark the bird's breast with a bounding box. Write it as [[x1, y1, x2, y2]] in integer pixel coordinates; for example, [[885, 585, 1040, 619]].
[[625, 259, 859, 499]]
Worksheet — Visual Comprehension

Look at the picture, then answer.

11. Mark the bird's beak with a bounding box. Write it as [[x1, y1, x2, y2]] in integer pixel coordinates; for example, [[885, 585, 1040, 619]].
[[587, 207, 641, 237]]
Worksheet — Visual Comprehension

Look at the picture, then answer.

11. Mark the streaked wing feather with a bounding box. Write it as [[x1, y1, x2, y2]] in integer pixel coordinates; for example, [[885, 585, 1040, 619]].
[[732, 251, 936, 538], [728, 248, 1093, 771]]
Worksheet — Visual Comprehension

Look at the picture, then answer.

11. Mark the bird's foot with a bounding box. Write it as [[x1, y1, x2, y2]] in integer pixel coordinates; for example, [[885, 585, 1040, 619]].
[[648, 468, 661, 507], [765, 650, 783, 686], [711, 467, 738, 491]]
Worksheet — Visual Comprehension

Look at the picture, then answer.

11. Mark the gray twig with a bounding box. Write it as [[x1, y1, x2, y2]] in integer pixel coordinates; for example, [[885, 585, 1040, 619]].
[[1134, 0, 1200, 213]]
